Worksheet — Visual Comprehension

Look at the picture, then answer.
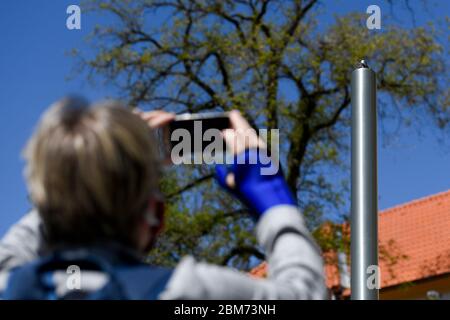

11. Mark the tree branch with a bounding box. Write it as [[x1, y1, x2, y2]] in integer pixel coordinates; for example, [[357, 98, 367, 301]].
[[312, 87, 350, 133], [221, 246, 265, 266], [166, 173, 214, 199]]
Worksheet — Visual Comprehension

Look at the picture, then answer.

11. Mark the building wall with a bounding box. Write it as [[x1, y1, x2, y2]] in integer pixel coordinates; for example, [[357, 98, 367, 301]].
[[380, 274, 450, 300]]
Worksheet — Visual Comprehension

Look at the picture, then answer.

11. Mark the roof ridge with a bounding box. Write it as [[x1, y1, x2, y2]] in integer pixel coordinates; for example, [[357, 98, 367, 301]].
[[380, 189, 450, 215]]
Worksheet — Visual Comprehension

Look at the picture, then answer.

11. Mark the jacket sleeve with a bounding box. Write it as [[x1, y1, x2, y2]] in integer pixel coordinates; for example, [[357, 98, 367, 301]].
[[159, 205, 328, 300], [0, 210, 44, 292]]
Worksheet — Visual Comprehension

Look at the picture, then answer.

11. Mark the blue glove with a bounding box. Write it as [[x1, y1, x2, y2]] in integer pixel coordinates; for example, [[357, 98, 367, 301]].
[[215, 148, 296, 219]]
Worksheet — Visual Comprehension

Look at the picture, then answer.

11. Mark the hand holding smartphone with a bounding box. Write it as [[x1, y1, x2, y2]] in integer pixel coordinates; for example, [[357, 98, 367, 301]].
[[137, 110, 231, 163]]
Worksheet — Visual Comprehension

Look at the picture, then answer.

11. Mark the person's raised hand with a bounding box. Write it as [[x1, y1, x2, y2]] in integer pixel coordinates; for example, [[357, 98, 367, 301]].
[[215, 111, 295, 219], [134, 109, 175, 129], [221, 110, 265, 157]]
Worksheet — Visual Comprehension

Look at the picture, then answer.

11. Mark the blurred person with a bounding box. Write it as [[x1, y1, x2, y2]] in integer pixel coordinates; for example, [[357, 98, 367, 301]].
[[0, 97, 326, 299]]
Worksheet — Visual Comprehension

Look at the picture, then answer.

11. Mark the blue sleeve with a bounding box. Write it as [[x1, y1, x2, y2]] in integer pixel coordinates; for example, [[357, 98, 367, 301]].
[[215, 148, 296, 218]]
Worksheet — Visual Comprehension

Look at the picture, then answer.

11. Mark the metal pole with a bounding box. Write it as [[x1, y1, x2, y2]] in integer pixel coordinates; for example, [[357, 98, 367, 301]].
[[351, 60, 379, 300]]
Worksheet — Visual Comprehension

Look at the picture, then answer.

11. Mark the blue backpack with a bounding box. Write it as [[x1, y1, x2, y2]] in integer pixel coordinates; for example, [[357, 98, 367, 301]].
[[3, 247, 173, 300]]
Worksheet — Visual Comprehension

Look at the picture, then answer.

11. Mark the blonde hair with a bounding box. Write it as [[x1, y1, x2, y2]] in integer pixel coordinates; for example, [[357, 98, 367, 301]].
[[24, 97, 161, 248]]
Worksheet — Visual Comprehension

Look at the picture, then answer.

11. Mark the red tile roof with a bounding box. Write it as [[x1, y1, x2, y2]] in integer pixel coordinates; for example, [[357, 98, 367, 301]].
[[250, 189, 450, 292], [378, 189, 450, 287]]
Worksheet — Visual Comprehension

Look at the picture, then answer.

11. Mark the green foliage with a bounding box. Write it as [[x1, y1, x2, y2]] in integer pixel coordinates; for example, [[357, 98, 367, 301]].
[[78, 0, 448, 269]]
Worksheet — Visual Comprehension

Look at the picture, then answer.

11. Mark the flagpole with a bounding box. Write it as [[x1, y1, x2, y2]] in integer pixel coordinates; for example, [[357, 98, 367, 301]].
[[351, 60, 379, 300]]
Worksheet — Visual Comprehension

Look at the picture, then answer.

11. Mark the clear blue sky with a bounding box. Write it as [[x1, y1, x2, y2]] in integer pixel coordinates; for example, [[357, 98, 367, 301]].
[[0, 0, 449, 236]]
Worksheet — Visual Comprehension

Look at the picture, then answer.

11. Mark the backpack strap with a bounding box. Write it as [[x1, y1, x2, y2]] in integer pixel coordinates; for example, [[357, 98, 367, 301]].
[[89, 265, 173, 300], [3, 248, 173, 300], [3, 260, 50, 300]]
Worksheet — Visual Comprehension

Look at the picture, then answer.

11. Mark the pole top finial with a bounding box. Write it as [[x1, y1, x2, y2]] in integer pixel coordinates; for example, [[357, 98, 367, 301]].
[[356, 60, 369, 69]]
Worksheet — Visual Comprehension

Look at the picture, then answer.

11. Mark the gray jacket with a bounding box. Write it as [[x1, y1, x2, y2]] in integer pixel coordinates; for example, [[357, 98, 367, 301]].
[[0, 205, 327, 299]]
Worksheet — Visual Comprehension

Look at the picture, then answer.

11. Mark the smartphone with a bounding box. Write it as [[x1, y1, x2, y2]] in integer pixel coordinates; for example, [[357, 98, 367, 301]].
[[157, 112, 231, 164]]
